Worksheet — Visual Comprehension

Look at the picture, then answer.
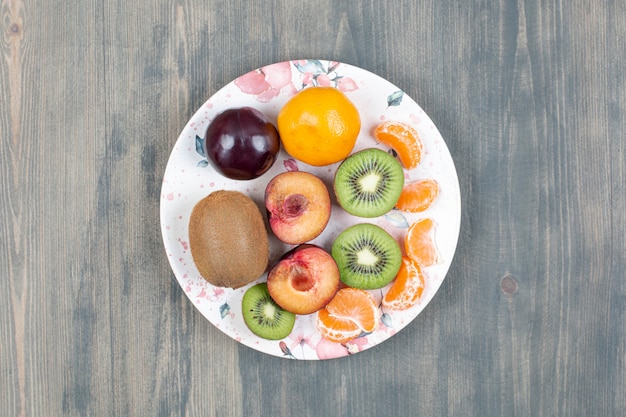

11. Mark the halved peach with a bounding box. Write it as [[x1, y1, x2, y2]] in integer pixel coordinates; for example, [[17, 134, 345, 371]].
[[264, 171, 331, 244], [267, 244, 340, 315]]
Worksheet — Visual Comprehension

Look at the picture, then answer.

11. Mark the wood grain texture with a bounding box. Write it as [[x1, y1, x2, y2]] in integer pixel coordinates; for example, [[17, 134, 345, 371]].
[[1, 0, 624, 416]]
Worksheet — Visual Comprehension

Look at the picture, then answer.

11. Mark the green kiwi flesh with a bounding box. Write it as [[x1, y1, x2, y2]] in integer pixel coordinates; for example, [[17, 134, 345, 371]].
[[331, 223, 402, 290], [334, 148, 404, 218], [242, 283, 295, 340]]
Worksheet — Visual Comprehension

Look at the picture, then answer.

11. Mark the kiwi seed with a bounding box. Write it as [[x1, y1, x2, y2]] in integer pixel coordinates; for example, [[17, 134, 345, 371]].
[[331, 223, 402, 290], [242, 283, 296, 340], [334, 148, 404, 218]]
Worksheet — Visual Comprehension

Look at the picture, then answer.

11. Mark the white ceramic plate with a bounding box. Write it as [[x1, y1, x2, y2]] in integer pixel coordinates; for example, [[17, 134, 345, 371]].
[[160, 59, 461, 360]]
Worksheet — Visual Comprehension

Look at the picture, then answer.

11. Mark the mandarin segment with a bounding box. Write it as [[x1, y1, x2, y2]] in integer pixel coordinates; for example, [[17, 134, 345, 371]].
[[405, 218, 441, 267], [315, 308, 362, 343], [315, 287, 381, 343], [382, 256, 425, 311], [395, 178, 439, 213], [325, 287, 380, 333], [373, 121, 424, 170]]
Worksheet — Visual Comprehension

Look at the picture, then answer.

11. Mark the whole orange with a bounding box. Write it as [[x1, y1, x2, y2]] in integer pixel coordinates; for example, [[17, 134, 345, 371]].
[[277, 87, 361, 166]]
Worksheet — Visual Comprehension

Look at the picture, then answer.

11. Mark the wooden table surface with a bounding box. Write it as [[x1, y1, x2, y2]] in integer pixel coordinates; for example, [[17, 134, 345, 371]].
[[2, 1, 625, 416]]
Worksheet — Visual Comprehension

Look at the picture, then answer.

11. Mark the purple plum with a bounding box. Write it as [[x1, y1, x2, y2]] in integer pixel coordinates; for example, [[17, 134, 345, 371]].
[[205, 107, 280, 180]]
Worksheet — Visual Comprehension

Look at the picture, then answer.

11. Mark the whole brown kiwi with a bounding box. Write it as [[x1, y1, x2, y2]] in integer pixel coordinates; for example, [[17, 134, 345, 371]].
[[188, 190, 269, 288]]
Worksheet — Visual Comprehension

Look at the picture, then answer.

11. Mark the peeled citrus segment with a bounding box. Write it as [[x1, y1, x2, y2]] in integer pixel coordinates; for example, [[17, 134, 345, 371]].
[[382, 256, 425, 311], [405, 218, 441, 267], [395, 178, 439, 213], [373, 121, 424, 170], [315, 308, 362, 343], [315, 287, 381, 343], [325, 287, 380, 333]]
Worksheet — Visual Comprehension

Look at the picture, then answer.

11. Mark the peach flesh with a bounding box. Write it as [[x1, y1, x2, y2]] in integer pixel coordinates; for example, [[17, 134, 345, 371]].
[[290, 266, 315, 292], [265, 171, 331, 245], [283, 194, 308, 217], [267, 244, 340, 315]]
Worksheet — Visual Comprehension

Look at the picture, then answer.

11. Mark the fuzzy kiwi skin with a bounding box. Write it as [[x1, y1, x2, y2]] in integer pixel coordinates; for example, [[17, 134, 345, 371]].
[[188, 190, 268, 288]]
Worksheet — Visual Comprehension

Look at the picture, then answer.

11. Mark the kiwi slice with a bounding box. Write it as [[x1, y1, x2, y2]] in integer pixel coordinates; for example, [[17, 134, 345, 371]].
[[242, 283, 296, 340], [331, 223, 402, 290], [334, 148, 404, 218]]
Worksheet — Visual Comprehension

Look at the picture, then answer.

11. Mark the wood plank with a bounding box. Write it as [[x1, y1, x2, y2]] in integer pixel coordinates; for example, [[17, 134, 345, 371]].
[[1, 1, 108, 416], [1, 0, 624, 416]]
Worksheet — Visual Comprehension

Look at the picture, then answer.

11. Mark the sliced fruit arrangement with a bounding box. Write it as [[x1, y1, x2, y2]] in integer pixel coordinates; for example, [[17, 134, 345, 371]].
[[242, 283, 296, 340], [315, 288, 380, 343], [334, 148, 404, 218], [189, 86, 445, 345], [331, 223, 402, 290], [373, 120, 424, 170]]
